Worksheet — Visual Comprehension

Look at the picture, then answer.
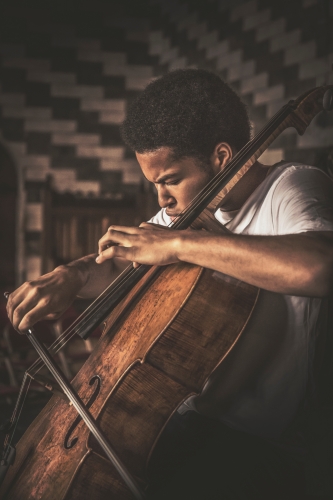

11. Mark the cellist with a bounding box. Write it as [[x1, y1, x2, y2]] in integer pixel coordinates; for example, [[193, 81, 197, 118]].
[[6, 69, 333, 499]]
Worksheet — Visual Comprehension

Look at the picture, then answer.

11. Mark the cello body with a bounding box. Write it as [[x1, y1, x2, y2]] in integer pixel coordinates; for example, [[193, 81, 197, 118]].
[[0, 260, 258, 499]]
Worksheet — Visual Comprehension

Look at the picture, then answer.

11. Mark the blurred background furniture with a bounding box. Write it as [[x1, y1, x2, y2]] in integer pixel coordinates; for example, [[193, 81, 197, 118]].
[[41, 177, 158, 274]]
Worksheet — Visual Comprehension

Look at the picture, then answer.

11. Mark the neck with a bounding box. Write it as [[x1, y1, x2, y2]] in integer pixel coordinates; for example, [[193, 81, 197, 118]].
[[219, 161, 271, 212]]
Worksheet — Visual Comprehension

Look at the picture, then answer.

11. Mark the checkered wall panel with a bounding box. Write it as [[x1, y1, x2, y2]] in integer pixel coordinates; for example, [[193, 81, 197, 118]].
[[148, 0, 333, 165], [0, 0, 332, 280]]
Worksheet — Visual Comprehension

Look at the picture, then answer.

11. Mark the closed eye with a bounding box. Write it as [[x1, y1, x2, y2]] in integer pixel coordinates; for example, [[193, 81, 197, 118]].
[[165, 179, 180, 186]]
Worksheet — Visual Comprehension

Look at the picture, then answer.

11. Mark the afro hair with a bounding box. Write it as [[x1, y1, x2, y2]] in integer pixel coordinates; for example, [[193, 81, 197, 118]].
[[121, 69, 251, 163]]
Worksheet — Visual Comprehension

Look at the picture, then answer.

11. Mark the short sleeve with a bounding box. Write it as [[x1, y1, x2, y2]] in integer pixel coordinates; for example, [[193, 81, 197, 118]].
[[271, 166, 333, 235]]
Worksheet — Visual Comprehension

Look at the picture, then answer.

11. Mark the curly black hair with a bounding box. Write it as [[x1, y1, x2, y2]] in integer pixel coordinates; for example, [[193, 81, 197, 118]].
[[121, 69, 251, 164]]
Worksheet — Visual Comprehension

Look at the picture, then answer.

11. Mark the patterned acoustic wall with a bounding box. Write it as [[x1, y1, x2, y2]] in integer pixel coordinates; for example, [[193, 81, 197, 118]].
[[0, 0, 332, 282]]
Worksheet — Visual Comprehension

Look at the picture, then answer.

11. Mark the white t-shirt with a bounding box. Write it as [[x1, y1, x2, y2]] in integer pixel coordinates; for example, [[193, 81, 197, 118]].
[[149, 163, 333, 439]]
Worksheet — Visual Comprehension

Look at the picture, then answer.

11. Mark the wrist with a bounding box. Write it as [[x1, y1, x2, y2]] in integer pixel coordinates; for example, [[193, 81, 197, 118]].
[[174, 230, 196, 263], [55, 259, 90, 290]]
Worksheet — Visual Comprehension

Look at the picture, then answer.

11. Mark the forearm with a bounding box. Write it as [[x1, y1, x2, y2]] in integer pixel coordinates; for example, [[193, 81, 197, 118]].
[[176, 231, 333, 297], [97, 225, 333, 297]]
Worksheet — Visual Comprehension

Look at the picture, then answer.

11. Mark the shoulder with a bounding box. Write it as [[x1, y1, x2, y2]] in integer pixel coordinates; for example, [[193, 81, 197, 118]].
[[271, 163, 332, 196], [268, 163, 333, 234]]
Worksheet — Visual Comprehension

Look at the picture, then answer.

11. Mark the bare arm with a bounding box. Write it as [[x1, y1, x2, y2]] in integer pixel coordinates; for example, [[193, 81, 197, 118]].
[[7, 253, 128, 332], [97, 225, 333, 297], [175, 230, 333, 297]]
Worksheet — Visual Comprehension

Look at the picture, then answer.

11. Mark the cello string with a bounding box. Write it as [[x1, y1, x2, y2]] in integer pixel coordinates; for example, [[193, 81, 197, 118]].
[[51, 103, 290, 337], [56, 104, 289, 340], [27, 264, 139, 376], [27, 260, 150, 377], [27, 102, 291, 377], [32, 103, 291, 359], [172, 104, 291, 229]]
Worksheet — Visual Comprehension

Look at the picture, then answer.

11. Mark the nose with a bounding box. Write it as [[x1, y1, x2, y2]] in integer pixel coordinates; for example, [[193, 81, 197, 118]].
[[156, 184, 175, 208]]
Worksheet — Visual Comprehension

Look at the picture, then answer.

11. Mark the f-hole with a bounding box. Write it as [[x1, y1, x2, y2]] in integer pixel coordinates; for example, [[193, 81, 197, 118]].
[[64, 375, 101, 449]]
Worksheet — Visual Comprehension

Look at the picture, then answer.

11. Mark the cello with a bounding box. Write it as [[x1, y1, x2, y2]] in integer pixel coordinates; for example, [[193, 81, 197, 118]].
[[0, 84, 332, 499]]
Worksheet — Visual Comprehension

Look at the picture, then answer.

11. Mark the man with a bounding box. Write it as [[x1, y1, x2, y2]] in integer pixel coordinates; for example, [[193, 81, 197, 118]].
[[7, 70, 333, 498]]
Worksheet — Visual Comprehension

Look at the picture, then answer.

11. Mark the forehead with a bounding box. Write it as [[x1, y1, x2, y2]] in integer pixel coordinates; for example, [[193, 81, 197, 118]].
[[135, 147, 199, 182]]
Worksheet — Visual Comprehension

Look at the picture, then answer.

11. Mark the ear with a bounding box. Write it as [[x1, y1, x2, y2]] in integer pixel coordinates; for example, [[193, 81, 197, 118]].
[[211, 142, 234, 174]]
